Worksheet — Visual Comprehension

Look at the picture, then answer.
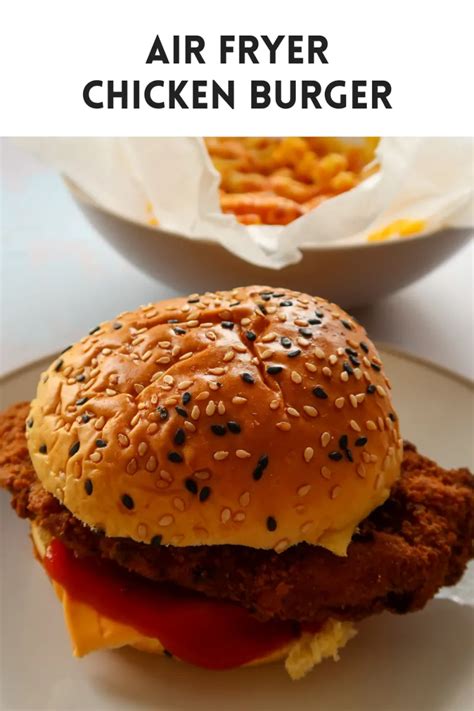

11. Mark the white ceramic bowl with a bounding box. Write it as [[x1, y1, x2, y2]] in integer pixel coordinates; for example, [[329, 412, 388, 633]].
[[67, 181, 472, 309]]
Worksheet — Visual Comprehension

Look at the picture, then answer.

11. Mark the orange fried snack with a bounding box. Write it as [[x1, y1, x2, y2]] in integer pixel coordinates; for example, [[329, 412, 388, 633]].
[[206, 137, 379, 226]]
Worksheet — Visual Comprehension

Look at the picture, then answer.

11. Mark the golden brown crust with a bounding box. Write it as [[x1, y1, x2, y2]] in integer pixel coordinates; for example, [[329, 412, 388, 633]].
[[25, 287, 402, 552]]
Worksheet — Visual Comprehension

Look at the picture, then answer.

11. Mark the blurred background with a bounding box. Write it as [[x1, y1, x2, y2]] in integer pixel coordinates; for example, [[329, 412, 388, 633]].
[[1, 137, 473, 380]]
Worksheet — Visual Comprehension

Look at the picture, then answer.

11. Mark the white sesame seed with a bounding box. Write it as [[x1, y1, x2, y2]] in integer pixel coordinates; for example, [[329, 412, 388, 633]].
[[118, 433, 129, 447], [233, 512, 246, 522], [217, 401, 226, 415], [163, 375, 174, 386], [158, 341, 171, 349], [206, 331, 216, 341], [300, 521, 313, 534], [173, 497, 185, 512], [127, 458, 137, 475], [240, 318, 251, 326], [321, 432, 331, 448], [205, 401, 216, 416], [223, 350, 235, 362], [297, 484, 312, 497], [329, 354, 338, 365], [221, 508, 231, 523], [213, 451, 229, 461], [209, 367, 226, 375], [185, 320, 199, 328], [138, 442, 148, 456], [178, 379, 193, 390], [130, 413, 140, 426], [314, 347, 325, 360], [269, 399, 280, 410], [90, 451, 102, 463], [304, 447, 314, 463], [179, 352, 193, 362], [191, 405, 200, 420], [378, 417, 385, 431], [239, 491, 250, 507], [297, 337, 310, 347], [196, 391, 210, 401], [350, 394, 358, 408], [133, 383, 144, 395], [353, 368, 362, 380], [261, 332, 276, 343], [356, 393, 365, 403], [291, 371, 303, 384], [350, 420, 361, 432], [366, 420, 377, 430], [330, 485, 342, 499], [337, 347, 345, 356], [295, 319, 308, 327], [164, 397, 178, 406], [363, 356, 371, 368], [321, 466, 331, 479], [94, 416, 105, 431], [303, 405, 318, 417], [159, 470, 173, 482], [386, 417, 394, 430], [278, 312, 288, 322], [106, 388, 117, 396], [137, 523, 148, 538], [340, 371, 349, 383], [236, 449, 251, 459], [142, 350, 152, 361], [261, 349, 273, 360], [232, 396, 247, 405], [287, 407, 300, 418], [159, 515, 174, 527], [276, 421, 291, 431], [294, 503, 305, 514], [102, 348, 112, 355], [146, 456, 157, 472], [376, 385, 386, 397], [274, 539, 289, 554], [374, 474, 383, 490]]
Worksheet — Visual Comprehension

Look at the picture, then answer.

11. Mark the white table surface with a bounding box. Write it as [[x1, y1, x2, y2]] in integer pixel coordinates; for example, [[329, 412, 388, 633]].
[[1, 138, 473, 381]]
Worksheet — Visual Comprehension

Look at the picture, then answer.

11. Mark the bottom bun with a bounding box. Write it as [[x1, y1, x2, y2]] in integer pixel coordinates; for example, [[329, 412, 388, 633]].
[[31, 524, 356, 679]]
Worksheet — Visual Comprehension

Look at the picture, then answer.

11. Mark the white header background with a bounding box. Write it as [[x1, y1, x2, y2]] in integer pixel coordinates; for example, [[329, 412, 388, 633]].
[[1, 0, 473, 136]]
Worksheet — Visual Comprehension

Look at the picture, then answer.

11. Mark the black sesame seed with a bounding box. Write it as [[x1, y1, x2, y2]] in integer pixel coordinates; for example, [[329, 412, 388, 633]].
[[76, 397, 88, 406], [343, 362, 354, 375], [339, 434, 348, 450], [388, 413, 396, 422], [81, 414, 91, 423], [84, 479, 93, 495], [163, 649, 173, 658], [174, 428, 186, 446], [54, 359, 63, 372], [344, 448, 353, 462], [308, 318, 322, 325], [185, 478, 198, 494], [27, 418, 34, 428], [360, 342, 369, 353], [279, 300, 293, 307], [349, 355, 360, 367], [272, 293, 285, 298], [315, 311, 324, 319], [168, 451, 183, 463], [151, 535, 162, 547], [367, 384, 376, 394], [345, 347, 358, 357], [371, 362, 381, 372], [266, 516, 277, 532], [95, 439, 107, 448], [261, 294, 272, 301], [69, 441, 80, 457], [211, 424, 227, 436], [89, 326, 100, 335], [113, 322, 123, 330], [245, 330, 257, 341], [241, 372, 255, 385], [229, 301, 240, 308], [175, 406, 188, 418], [313, 386, 328, 399], [299, 328, 312, 338], [253, 454, 269, 481], [221, 321, 234, 330], [341, 319, 352, 330], [280, 337, 292, 349], [267, 365, 283, 375], [187, 297, 200, 303], [60, 345, 73, 354], [39, 444, 47, 454], [328, 451, 343, 462], [173, 327, 187, 335], [199, 486, 211, 502], [287, 349, 301, 358], [121, 494, 134, 510], [182, 392, 192, 405], [167, 319, 179, 324], [75, 374, 86, 382], [227, 421, 241, 434], [355, 437, 368, 447], [257, 303, 268, 315], [157, 406, 169, 420]]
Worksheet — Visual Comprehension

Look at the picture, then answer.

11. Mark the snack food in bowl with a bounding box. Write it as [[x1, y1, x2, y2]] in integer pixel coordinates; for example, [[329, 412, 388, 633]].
[[1, 286, 472, 679], [205, 137, 379, 224]]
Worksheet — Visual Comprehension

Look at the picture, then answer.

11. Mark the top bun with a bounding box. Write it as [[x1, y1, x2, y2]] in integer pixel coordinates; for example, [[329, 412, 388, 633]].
[[27, 286, 402, 555]]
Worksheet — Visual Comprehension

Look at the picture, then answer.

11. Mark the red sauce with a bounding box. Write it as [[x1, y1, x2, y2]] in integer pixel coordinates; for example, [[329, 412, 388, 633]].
[[44, 539, 300, 670]]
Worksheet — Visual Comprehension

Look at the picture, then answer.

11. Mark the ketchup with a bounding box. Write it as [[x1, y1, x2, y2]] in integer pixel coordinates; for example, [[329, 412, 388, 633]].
[[44, 540, 300, 670]]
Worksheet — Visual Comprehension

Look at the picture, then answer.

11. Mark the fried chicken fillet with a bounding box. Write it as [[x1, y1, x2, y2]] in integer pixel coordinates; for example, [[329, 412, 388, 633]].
[[1, 402, 473, 624]]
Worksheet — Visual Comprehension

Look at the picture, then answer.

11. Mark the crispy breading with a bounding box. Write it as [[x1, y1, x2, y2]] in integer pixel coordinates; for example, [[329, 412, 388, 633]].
[[1, 402, 473, 623]]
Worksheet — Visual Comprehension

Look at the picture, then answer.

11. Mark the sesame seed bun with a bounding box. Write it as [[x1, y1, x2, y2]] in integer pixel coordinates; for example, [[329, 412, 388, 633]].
[[26, 286, 402, 555]]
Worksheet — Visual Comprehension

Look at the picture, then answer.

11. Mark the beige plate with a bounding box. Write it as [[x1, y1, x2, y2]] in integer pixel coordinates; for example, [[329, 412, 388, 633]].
[[1, 347, 473, 711]]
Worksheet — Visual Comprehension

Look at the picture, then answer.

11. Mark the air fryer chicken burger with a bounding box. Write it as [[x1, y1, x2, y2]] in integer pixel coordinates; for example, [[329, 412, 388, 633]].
[[1, 286, 473, 679]]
